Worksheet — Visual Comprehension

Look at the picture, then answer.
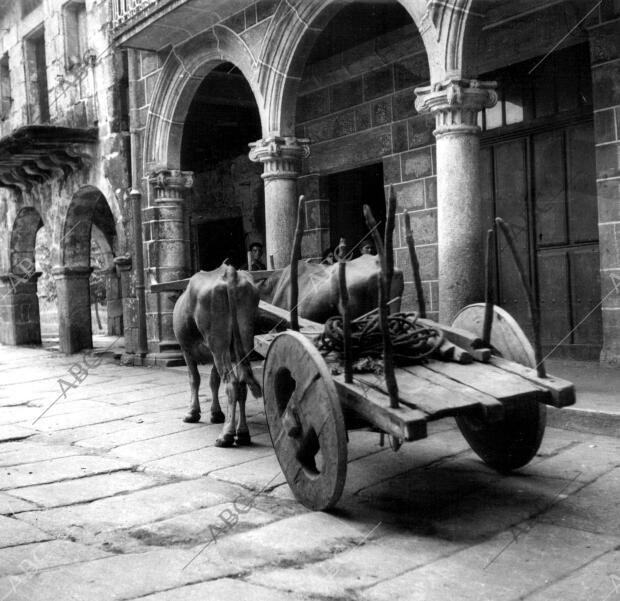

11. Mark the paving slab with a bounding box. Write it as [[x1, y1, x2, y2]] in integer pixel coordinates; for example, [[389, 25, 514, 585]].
[[74, 419, 203, 450], [130, 578, 306, 601], [0, 455, 132, 490], [0, 442, 81, 467], [247, 530, 464, 598], [522, 549, 620, 601], [9, 470, 168, 508], [0, 515, 51, 548], [538, 467, 620, 536], [361, 523, 619, 601], [0, 546, 239, 601], [0, 493, 38, 515], [208, 512, 368, 571], [108, 425, 236, 463], [0, 425, 34, 443], [128, 502, 279, 547], [0, 539, 110, 577], [424, 468, 583, 542], [17, 478, 238, 540], [209, 454, 288, 491], [522, 436, 620, 484], [145, 439, 274, 477], [345, 427, 472, 497], [26, 404, 140, 432]]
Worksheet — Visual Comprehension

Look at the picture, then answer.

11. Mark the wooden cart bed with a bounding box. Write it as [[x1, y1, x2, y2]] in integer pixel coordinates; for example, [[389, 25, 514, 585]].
[[254, 300, 575, 444]]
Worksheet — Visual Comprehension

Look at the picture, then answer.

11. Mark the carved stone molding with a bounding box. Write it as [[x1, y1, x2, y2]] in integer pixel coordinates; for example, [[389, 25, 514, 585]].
[[51, 265, 94, 279], [249, 137, 310, 180], [415, 79, 498, 137], [148, 169, 194, 201]]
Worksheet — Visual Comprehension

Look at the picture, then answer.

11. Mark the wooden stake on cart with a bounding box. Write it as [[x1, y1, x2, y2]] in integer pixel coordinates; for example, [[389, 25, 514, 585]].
[[289, 195, 305, 332], [495, 217, 546, 378], [364, 204, 399, 409], [482, 227, 496, 347], [404, 212, 426, 318], [337, 239, 353, 384]]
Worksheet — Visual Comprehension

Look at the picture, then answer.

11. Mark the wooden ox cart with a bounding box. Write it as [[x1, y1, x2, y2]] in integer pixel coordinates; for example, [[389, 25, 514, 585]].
[[152, 192, 576, 512], [253, 299, 574, 511]]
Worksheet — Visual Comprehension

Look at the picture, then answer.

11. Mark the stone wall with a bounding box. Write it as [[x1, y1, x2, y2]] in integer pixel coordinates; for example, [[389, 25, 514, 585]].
[[0, 0, 131, 352], [590, 9, 620, 363]]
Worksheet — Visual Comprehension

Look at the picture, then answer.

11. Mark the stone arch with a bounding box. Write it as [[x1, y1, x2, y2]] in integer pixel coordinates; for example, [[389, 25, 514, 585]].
[[144, 26, 268, 171], [10, 206, 43, 274], [257, 0, 484, 136], [60, 185, 117, 268], [0, 207, 45, 346], [55, 186, 119, 353]]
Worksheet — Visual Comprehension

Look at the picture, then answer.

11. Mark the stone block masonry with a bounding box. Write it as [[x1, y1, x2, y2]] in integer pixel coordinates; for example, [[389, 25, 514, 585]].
[[590, 16, 620, 363]]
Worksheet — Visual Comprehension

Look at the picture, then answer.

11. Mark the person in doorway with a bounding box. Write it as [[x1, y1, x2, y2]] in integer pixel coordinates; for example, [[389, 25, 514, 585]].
[[321, 248, 335, 265], [242, 242, 266, 271], [360, 240, 376, 256]]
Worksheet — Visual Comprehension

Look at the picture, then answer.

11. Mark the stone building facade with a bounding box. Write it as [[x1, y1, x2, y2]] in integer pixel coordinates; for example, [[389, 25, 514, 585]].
[[0, 0, 132, 354], [2, 0, 620, 367]]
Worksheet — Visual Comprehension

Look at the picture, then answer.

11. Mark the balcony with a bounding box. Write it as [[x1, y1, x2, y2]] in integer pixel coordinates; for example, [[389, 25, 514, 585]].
[[110, 0, 253, 51]]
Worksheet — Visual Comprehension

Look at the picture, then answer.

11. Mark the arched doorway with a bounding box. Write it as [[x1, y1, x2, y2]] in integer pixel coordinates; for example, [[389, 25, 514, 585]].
[[275, 1, 435, 311], [181, 62, 263, 271], [55, 186, 121, 354], [0, 207, 44, 345]]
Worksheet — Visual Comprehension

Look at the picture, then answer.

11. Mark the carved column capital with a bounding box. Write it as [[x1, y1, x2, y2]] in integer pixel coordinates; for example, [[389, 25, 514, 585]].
[[249, 136, 310, 180], [148, 169, 194, 201], [415, 79, 498, 137]]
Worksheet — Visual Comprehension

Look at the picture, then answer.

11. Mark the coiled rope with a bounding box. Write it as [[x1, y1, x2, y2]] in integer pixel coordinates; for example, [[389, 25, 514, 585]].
[[317, 311, 444, 364]]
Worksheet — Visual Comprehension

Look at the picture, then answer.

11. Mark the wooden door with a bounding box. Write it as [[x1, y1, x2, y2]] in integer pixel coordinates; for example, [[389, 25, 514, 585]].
[[481, 121, 601, 358], [329, 163, 385, 254]]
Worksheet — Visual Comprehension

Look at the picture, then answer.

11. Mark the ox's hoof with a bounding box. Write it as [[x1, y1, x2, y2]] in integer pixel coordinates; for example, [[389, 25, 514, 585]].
[[210, 411, 226, 424], [183, 412, 201, 423], [215, 434, 235, 448], [235, 432, 252, 446]]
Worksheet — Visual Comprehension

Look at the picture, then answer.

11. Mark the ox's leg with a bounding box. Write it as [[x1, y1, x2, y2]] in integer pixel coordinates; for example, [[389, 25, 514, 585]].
[[235, 382, 251, 446], [182, 352, 201, 423], [215, 374, 237, 448], [208, 368, 225, 424]]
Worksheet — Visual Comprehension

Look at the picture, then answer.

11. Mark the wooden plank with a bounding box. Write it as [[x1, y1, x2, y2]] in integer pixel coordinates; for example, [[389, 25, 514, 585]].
[[258, 300, 322, 331], [354, 367, 504, 422], [254, 333, 277, 357], [489, 356, 575, 408], [332, 374, 428, 442], [400, 365, 504, 421], [421, 359, 550, 405]]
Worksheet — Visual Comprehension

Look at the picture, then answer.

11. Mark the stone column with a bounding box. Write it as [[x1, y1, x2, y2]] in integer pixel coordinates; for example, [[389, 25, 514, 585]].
[[249, 136, 310, 269], [114, 255, 136, 358], [0, 272, 42, 345], [145, 169, 192, 360], [53, 266, 93, 354], [589, 16, 620, 363], [103, 266, 123, 336], [415, 79, 498, 324]]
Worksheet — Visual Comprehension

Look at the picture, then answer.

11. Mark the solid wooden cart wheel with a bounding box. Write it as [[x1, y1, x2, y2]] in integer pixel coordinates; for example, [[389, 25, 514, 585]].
[[263, 330, 347, 510], [452, 303, 546, 473]]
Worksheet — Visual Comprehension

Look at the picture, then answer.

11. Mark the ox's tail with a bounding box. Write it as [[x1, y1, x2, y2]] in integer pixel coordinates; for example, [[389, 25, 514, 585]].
[[225, 265, 262, 398]]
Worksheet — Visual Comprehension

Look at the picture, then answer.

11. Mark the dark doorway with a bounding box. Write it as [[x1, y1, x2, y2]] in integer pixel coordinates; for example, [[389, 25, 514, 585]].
[[328, 163, 385, 255], [196, 218, 245, 271]]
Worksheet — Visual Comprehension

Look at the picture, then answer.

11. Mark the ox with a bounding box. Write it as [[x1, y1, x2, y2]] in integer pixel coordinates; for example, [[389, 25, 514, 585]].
[[174, 254, 403, 446], [259, 254, 404, 323], [173, 263, 261, 447]]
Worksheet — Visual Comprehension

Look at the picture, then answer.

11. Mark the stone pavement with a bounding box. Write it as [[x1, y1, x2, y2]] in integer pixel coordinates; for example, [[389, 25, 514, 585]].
[[0, 344, 619, 601]]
